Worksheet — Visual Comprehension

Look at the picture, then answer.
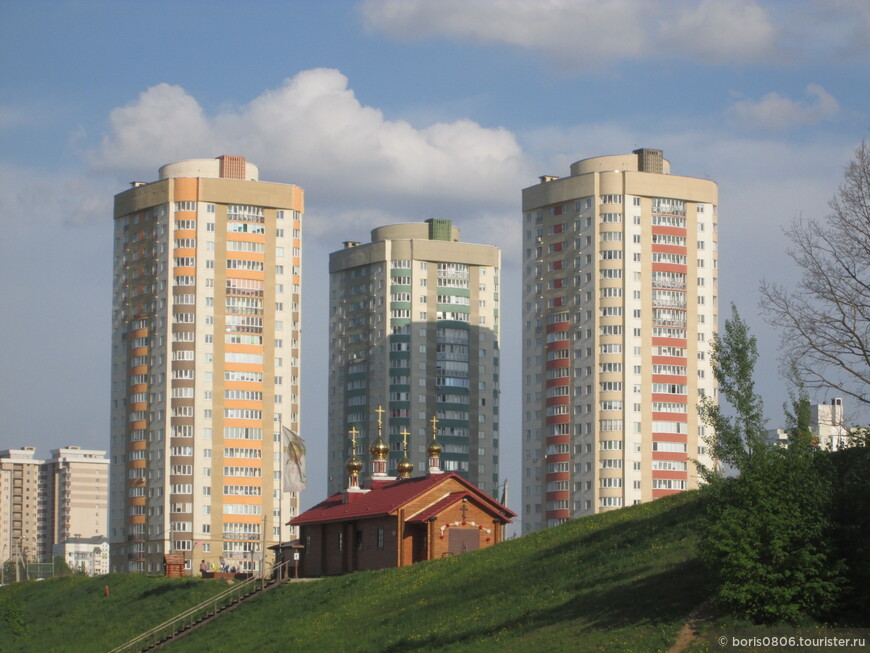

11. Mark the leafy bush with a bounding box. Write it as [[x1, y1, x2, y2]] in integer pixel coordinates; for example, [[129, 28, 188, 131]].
[[698, 307, 845, 623], [700, 445, 843, 623], [830, 446, 870, 623]]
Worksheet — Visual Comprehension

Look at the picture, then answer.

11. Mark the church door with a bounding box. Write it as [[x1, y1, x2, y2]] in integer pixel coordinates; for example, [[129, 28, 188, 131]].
[[448, 529, 479, 555], [409, 525, 426, 563]]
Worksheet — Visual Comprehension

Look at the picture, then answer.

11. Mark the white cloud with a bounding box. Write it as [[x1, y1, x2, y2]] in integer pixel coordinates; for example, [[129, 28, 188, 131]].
[[833, 0, 870, 56], [92, 83, 211, 172], [361, 0, 648, 61], [783, 0, 870, 60], [659, 0, 776, 62], [0, 104, 38, 130], [360, 0, 778, 66], [90, 69, 529, 235], [729, 84, 840, 130], [0, 162, 111, 231]]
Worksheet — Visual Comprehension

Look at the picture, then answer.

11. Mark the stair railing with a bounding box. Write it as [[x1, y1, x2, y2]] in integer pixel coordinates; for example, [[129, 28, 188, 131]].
[[108, 560, 292, 653]]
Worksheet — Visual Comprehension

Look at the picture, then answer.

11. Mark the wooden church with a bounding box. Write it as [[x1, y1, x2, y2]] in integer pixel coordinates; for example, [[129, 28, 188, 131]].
[[289, 417, 515, 577]]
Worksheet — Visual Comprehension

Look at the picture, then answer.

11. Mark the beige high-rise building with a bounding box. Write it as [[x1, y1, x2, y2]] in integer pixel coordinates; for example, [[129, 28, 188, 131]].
[[521, 149, 718, 533], [328, 220, 501, 496], [0, 447, 47, 566], [1, 446, 108, 570], [110, 156, 304, 573], [44, 447, 108, 547]]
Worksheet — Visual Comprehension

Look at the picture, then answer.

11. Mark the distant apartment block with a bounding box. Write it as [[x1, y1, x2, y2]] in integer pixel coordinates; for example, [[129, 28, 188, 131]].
[[1, 446, 108, 567], [110, 156, 304, 574], [521, 149, 718, 533], [45, 447, 108, 547], [766, 397, 851, 449], [53, 537, 110, 576], [328, 220, 501, 495], [0, 448, 46, 565]]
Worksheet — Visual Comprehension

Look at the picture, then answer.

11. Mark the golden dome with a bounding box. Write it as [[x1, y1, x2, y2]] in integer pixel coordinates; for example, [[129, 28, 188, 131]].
[[369, 436, 390, 460], [427, 436, 442, 458], [396, 456, 414, 478], [345, 455, 363, 476]]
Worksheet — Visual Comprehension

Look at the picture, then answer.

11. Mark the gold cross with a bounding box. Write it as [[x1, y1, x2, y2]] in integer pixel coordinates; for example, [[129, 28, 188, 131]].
[[430, 416, 439, 436], [375, 405, 385, 434], [348, 426, 359, 452], [400, 428, 410, 452]]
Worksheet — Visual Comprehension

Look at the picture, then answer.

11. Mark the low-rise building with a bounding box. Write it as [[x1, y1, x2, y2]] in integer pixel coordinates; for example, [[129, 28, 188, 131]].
[[765, 398, 850, 449], [52, 537, 110, 576], [291, 417, 514, 576]]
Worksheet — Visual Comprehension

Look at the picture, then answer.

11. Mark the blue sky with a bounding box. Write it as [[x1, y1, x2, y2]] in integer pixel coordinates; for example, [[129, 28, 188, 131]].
[[1, 0, 868, 510]]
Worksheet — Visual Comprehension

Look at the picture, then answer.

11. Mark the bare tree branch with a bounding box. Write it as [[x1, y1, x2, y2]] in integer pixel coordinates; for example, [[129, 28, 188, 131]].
[[760, 140, 870, 409]]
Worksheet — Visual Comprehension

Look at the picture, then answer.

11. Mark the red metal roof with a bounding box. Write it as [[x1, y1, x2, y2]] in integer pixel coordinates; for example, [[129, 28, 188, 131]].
[[290, 473, 515, 526]]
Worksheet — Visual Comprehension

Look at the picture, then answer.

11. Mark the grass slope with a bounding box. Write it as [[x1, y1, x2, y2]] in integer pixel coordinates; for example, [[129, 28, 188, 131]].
[[0, 492, 709, 653], [172, 491, 709, 653], [0, 572, 230, 653]]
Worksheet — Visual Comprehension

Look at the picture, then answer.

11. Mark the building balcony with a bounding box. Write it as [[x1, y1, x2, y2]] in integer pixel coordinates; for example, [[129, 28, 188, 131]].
[[652, 300, 687, 309], [651, 280, 686, 290]]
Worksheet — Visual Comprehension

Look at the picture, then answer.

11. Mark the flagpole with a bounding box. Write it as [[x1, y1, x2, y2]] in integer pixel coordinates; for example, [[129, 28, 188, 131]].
[[261, 512, 266, 588]]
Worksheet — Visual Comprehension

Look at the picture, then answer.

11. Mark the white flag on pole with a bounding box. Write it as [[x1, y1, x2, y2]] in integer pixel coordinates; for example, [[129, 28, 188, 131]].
[[282, 426, 307, 492]]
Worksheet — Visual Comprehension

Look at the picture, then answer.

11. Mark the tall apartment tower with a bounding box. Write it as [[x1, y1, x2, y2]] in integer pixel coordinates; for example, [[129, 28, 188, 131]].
[[110, 156, 304, 573], [521, 149, 718, 533], [0, 448, 47, 565], [328, 220, 501, 495], [1, 446, 108, 567], [44, 447, 108, 548]]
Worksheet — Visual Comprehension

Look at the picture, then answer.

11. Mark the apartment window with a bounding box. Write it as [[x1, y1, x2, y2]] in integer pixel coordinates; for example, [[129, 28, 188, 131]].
[[653, 479, 687, 490], [652, 441, 688, 453]]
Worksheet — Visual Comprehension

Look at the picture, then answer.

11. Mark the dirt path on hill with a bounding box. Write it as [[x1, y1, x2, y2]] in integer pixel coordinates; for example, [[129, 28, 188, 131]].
[[668, 599, 715, 653]]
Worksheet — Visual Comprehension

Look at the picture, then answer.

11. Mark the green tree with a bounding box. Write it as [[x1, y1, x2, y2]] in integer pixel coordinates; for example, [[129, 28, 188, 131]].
[[830, 445, 870, 623], [1, 560, 16, 584], [697, 304, 767, 478], [53, 555, 74, 577], [699, 306, 842, 623]]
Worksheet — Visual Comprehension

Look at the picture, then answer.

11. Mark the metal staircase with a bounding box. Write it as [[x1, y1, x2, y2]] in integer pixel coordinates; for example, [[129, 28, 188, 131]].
[[108, 560, 292, 653]]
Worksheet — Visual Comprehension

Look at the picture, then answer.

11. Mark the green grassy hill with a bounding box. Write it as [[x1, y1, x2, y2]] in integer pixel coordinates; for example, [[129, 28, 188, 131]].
[[0, 571, 230, 653], [0, 491, 711, 653]]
